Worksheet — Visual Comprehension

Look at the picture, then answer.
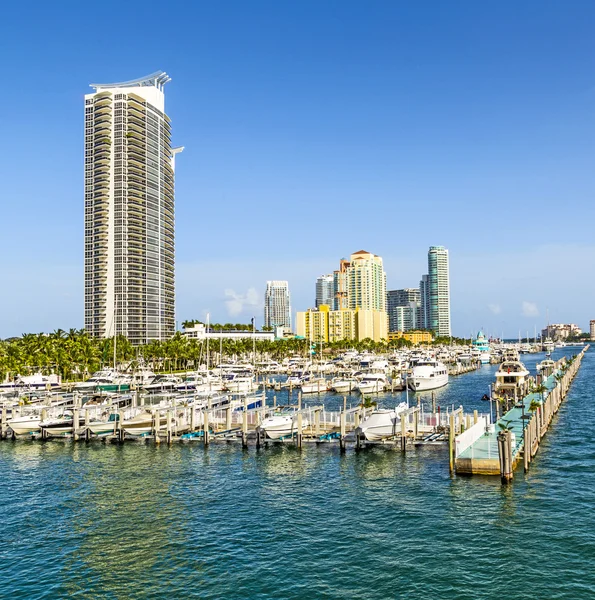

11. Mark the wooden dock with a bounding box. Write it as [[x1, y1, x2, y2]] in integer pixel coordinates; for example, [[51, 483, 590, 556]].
[[454, 346, 588, 479]]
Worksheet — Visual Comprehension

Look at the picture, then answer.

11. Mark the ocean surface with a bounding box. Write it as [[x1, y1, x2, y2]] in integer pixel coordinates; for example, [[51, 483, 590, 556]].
[[2, 348, 594, 599]]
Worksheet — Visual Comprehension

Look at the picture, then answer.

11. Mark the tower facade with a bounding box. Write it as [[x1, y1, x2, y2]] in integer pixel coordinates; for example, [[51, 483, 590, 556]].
[[346, 250, 387, 312], [84, 71, 182, 345], [264, 281, 292, 329], [427, 246, 451, 337], [315, 274, 334, 309]]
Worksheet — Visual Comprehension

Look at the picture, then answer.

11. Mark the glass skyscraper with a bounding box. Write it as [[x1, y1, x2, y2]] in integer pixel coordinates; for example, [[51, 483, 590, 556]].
[[426, 246, 451, 337]]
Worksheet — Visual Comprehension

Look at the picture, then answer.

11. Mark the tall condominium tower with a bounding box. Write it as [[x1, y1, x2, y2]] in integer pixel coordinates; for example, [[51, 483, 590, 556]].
[[387, 288, 422, 332], [419, 274, 429, 330], [332, 259, 350, 310], [346, 250, 387, 312], [426, 246, 451, 337], [315, 274, 334, 308], [84, 71, 182, 345], [264, 281, 292, 329]]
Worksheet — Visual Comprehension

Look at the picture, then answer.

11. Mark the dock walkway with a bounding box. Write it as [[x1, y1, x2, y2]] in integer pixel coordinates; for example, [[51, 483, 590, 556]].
[[455, 347, 588, 475]]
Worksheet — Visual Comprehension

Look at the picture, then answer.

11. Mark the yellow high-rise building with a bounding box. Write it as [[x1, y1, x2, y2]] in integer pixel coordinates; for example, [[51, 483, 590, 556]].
[[296, 305, 387, 343]]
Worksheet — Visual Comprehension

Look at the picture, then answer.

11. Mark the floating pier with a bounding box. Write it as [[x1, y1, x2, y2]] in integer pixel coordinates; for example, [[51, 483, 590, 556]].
[[454, 346, 588, 479]]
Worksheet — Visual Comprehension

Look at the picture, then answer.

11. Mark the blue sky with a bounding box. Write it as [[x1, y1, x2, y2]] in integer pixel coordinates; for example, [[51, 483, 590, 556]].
[[1, 1, 594, 338]]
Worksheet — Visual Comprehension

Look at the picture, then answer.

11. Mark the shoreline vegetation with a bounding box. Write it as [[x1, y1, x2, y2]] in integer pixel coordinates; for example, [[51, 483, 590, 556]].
[[0, 328, 473, 382]]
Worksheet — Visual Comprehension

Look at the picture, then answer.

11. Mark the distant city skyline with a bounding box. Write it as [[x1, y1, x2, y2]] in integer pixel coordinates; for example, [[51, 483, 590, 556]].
[[1, 2, 595, 338]]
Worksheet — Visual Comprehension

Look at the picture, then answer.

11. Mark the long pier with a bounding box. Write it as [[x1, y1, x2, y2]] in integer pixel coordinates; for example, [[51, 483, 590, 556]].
[[454, 346, 588, 480]]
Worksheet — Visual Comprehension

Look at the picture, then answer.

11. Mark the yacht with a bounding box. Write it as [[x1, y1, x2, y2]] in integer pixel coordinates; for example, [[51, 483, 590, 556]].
[[542, 338, 555, 354], [87, 413, 121, 436], [39, 411, 86, 436], [536, 355, 556, 377], [8, 412, 43, 436], [329, 377, 358, 394], [222, 372, 256, 393], [74, 369, 132, 392], [472, 331, 491, 364], [494, 357, 531, 400], [356, 403, 409, 441], [144, 374, 182, 393], [407, 360, 449, 392], [122, 411, 167, 436], [0, 373, 61, 392], [299, 377, 327, 394], [356, 373, 388, 394], [259, 411, 309, 440]]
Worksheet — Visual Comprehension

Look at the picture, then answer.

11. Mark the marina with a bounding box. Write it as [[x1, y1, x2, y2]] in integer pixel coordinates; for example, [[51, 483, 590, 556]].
[[1, 344, 593, 599], [0, 345, 587, 481]]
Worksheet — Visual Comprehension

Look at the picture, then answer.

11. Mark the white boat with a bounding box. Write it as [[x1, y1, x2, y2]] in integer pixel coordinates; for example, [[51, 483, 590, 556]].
[[356, 374, 388, 394], [259, 412, 309, 440], [356, 403, 409, 441], [329, 377, 358, 393], [299, 378, 327, 394], [222, 372, 256, 393], [494, 358, 531, 400], [408, 361, 449, 392], [74, 369, 132, 392], [122, 411, 166, 436], [0, 373, 61, 392], [144, 374, 182, 393], [87, 413, 121, 435], [8, 413, 42, 436], [39, 411, 86, 436]]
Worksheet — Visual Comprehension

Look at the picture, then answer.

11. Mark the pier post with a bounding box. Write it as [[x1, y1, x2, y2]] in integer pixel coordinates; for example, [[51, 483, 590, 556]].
[[314, 408, 321, 437], [497, 430, 513, 484], [401, 410, 407, 452], [166, 410, 172, 444], [473, 410, 478, 425], [118, 410, 125, 442], [73, 407, 80, 441], [273, 395, 277, 409], [242, 396, 248, 448], [296, 394, 303, 449], [340, 397, 347, 452], [190, 404, 196, 431], [153, 410, 161, 445], [449, 412, 455, 473], [431, 392, 436, 413], [226, 405, 232, 432], [1, 402, 7, 439], [84, 409, 90, 441], [41, 408, 48, 440], [203, 407, 209, 446]]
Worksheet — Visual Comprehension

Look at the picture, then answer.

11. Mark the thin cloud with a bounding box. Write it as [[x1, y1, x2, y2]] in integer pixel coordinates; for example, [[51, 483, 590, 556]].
[[488, 303, 501, 315], [522, 301, 539, 317], [224, 287, 259, 317]]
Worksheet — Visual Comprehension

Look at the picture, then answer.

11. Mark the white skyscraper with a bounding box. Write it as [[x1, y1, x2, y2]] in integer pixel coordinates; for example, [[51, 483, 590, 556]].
[[264, 281, 292, 329], [315, 274, 334, 308], [84, 71, 183, 345]]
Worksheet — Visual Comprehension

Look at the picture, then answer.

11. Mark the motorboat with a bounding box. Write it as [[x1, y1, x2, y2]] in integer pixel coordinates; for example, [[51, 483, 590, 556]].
[[0, 373, 61, 392], [259, 411, 309, 440], [407, 361, 449, 392], [356, 402, 409, 441], [74, 369, 132, 392], [494, 357, 531, 400], [329, 377, 358, 394], [356, 373, 388, 394], [144, 374, 182, 393], [299, 378, 327, 394], [536, 355, 556, 377], [87, 413, 121, 436], [8, 413, 43, 436], [39, 411, 86, 436], [222, 372, 256, 393], [122, 411, 166, 436]]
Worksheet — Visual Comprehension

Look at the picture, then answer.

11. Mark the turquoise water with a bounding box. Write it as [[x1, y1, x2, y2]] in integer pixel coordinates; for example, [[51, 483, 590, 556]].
[[2, 349, 594, 599]]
